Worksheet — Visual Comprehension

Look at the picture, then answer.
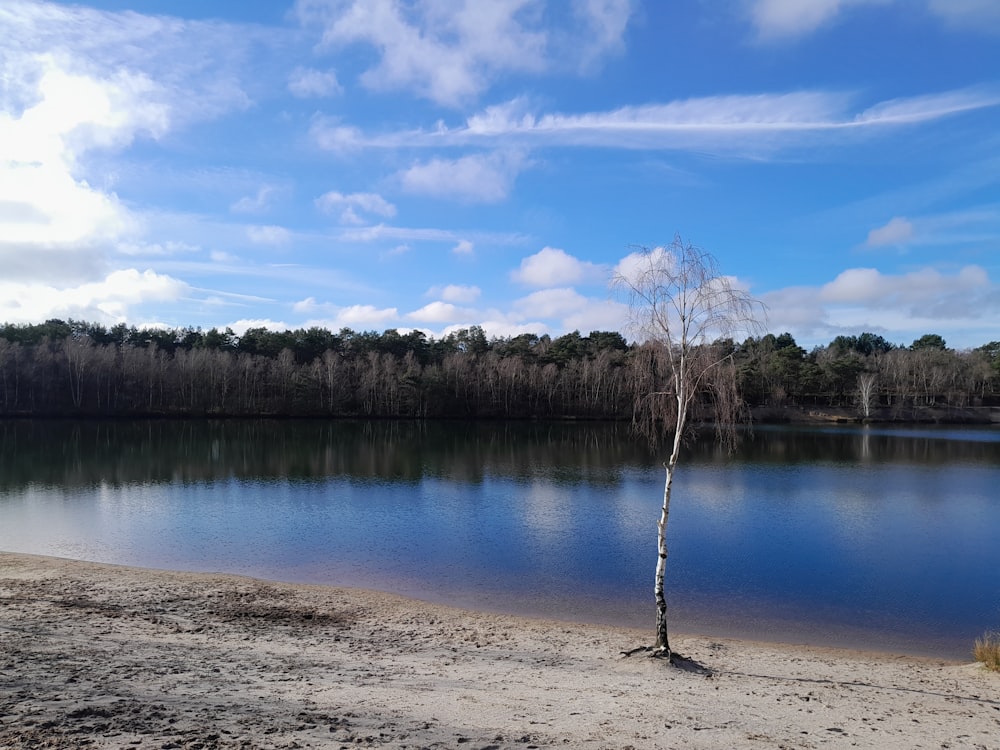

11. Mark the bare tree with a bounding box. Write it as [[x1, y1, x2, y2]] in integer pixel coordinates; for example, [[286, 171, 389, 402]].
[[856, 372, 878, 418], [614, 236, 763, 661]]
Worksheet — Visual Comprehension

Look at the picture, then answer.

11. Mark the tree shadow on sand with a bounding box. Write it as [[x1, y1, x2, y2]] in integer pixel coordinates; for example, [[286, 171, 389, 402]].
[[620, 645, 713, 676]]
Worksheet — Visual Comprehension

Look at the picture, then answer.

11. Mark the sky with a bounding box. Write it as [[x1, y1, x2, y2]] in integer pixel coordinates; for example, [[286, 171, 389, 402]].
[[1, 0, 999, 350]]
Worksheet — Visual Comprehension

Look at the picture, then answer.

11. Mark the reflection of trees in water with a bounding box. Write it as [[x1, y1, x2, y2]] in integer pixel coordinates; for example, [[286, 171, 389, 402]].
[[0, 420, 995, 492], [688, 426, 1000, 466], [0, 420, 653, 490]]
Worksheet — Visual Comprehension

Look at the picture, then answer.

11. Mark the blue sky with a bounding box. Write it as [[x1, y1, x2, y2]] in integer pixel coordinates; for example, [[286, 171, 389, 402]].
[[2, 0, 998, 349]]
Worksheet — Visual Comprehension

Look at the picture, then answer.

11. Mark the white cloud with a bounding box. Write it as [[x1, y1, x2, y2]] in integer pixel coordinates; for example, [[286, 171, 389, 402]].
[[315, 191, 397, 225], [231, 186, 277, 214], [564, 300, 630, 335], [398, 151, 528, 203], [407, 301, 464, 323], [431, 284, 481, 303], [508, 288, 628, 332], [246, 225, 292, 245], [762, 264, 1000, 348], [510, 287, 588, 318], [747, 0, 1000, 40], [866, 217, 914, 247], [567, 0, 633, 69], [0, 1, 275, 318], [292, 297, 322, 314], [316, 89, 1000, 158], [383, 244, 411, 257], [1, 2, 259, 126], [0, 268, 188, 324], [288, 66, 342, 98], [613, 245, 674, 289], [314, 305, 400, 329], [226, 318, 292, 335], [512, 247, 606, 287], [820, 265, 989, 307], [0, 61, 158, 279], [747, 0, 859, 40], [309, 120, 365, 153], [928, 0, 1000, 31], [473, 318, 550, 339], [295, 0, 632, 107], [117, 240, 200, 257], [453, 240, 475, 255], [293, 297, 400, 329]]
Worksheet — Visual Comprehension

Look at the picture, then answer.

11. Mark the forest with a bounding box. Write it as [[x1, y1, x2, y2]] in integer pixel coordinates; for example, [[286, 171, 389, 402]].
[[0, 319, 998, 421]]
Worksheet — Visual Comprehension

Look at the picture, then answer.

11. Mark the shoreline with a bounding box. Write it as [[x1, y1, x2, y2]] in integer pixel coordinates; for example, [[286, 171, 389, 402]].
[[4, 548, 974, 662], [2, 551, 998, 749]]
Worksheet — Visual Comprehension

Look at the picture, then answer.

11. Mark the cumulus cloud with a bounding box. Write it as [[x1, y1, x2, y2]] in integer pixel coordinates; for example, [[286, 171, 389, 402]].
[[398, 151, 528, 203], [293, 298, 400, 329], [820, 265, 989, 307], [0, 62, 155, 275], [0, 1, 278, 326], [407, 301, 466, 323], [315, 191, 397, 224], [288, 66, 342, 97], [323, 304, 399, 328], [866, 217, 915, 247], [0, 268, 188, 324], [510, 288, 629, 332], [294, 0, 633, 106], [761, 264, 1000, 347], [512, 287, 591, 318], [511, 247, 606, 287], [430, 284, 481, 303], [453, 239, 475, 255], [226, 318, 292, 335], [612, 245, 673, 289]]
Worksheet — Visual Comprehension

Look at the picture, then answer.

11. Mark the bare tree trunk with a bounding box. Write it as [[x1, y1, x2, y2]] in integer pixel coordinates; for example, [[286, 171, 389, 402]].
[[654, 393, 686, 658], [654, 463, 674, 655]]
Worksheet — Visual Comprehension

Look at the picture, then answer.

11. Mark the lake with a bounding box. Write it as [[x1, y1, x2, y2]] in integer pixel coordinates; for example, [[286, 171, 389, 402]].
[[1, 419, 998, 659]]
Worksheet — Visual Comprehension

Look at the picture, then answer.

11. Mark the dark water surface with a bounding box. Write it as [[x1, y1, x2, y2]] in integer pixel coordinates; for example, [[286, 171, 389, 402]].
[[1, 419, 998, 659]]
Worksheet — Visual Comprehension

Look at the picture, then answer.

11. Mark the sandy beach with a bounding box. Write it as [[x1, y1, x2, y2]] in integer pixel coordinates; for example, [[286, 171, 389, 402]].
[[1, 552, 997, 749]]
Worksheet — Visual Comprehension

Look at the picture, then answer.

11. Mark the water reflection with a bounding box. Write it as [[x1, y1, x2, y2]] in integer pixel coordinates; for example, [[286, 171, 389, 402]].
[[0, 419, 651, 490], [1, 419, 998, 659]]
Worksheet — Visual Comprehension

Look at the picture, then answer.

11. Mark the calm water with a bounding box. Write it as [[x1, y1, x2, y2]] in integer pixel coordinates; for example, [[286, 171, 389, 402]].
[[1, 419, 998, 659]]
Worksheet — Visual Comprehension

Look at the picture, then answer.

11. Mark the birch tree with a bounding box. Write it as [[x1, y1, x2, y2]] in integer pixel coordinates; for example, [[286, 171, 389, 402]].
[[856, 372, 878, 418], [614, 236, 763, 661]]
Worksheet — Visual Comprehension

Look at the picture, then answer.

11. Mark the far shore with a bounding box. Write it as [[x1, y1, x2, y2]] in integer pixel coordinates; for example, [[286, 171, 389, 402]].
[[2, 551, 998, 749]]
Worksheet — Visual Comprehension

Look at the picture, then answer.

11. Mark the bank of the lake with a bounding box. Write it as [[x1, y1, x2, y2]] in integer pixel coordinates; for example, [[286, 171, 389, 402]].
[[2, 552, 998, 750]]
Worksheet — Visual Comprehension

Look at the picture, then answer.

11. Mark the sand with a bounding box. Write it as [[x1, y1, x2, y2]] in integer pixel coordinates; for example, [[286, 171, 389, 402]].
[[1, 552, 997, 749]]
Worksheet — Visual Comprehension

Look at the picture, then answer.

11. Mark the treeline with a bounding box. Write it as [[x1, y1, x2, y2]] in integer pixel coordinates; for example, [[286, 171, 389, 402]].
[[0, 319, 998, 419]]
